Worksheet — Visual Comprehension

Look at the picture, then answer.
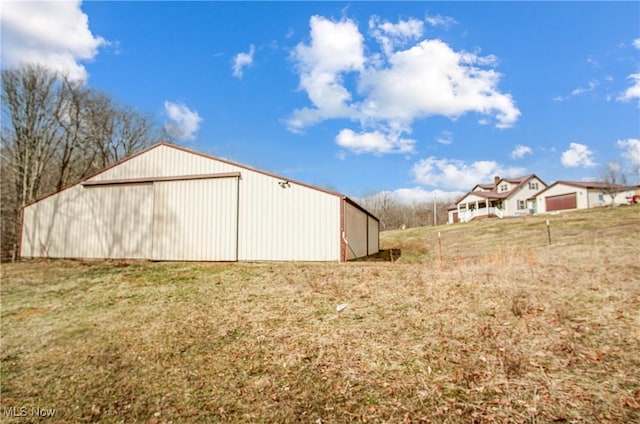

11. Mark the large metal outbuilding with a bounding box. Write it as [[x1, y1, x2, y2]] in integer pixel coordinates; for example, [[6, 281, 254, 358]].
[[20, 143, 379, 262]]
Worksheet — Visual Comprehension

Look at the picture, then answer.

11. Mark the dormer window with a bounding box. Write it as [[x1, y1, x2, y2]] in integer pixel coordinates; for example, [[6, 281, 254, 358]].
[[500, 183, 508, 192]]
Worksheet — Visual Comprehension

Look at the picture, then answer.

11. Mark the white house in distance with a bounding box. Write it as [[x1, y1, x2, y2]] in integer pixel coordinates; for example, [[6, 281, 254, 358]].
[[532, 180, 640, 213], [20, 142, 379, 262], [447, 175, 547, 223]]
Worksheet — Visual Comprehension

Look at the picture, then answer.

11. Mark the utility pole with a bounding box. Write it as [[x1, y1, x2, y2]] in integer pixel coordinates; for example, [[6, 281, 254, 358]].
[[433, 193, 437, 226]]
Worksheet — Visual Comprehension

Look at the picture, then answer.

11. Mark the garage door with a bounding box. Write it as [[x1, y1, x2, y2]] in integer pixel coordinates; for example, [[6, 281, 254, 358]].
[[152, 177, 239, 261], [85, 184, 155, 259], [546, 193, 577, 212]]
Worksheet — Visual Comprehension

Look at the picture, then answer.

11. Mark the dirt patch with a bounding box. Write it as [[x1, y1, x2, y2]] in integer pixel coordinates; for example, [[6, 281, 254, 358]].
[[13, 307, 52, 319]]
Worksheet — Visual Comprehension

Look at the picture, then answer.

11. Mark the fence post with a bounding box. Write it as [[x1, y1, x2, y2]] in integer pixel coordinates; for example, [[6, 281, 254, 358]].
[[546, 219, 551, 245]]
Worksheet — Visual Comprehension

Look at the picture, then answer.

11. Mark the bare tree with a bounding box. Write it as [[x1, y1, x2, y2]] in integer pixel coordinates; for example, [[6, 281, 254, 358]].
[[1, 65, 66, 205], [600, 162, 628, 206], [1, 65, 159, 260], [359, 191, 453, 231], [84, 92, 156, 169], [1, 66, 67, 260]]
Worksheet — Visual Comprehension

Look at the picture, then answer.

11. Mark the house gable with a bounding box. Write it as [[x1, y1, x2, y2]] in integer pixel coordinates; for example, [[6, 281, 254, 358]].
[[449, 174, 547, 222]]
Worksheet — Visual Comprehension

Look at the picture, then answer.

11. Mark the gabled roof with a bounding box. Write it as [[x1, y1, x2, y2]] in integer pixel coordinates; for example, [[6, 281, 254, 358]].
[[450, 174, 545, 208], [531, 180, 639, 199], [552, 180, 626, 189], [23, 142, 379, 220], [473, 183, 495, 191], [501, 175, 531, 184]]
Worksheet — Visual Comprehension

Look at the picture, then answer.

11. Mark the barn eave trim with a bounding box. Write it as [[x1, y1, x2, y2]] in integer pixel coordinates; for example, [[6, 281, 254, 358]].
[[81, 172, 241, 187]]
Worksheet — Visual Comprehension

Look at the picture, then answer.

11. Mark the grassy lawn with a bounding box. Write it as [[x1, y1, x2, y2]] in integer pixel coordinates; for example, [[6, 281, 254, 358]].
[[1, 206, 639, 422]]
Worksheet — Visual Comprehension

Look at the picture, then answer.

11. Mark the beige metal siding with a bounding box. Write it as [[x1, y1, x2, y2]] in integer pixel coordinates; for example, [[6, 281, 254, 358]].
[[21, 184, 154, 259], [237, 173, 341, 261], [367, 216, 379, 255], [345, 202, 368, 259], [23, 144, 355, 262], [89, 145, 342, 261], [87, 145, 238, 181], [152, 178, 238, 261]]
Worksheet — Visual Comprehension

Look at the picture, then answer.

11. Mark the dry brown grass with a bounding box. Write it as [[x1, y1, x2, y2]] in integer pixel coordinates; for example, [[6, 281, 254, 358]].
[[1, 206, 639, 422]]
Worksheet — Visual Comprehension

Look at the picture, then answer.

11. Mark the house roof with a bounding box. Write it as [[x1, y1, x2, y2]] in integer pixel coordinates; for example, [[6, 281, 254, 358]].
[[552, 180, 626, 189], [502, 175, 531, 184], [530, 180, 639, 199], [449, 174, 545, 208], [473, 183, 495, 190]]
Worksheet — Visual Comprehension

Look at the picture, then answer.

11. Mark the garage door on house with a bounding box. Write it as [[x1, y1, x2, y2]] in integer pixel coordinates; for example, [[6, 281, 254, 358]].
[[152, 176, 239, 261], [545, 193, 577, 212]]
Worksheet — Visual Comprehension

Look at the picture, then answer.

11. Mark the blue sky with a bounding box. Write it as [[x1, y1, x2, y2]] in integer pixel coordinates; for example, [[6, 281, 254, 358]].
[[2, 1, 639, 202]]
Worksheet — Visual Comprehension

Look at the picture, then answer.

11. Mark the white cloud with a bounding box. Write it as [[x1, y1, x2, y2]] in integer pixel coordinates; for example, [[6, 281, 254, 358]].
[[436, 131, 452, 145], [511, 144, 533, 159], [617, 138, 640, 166], [424, 14, 458, 29], [335, 129, 415, 155], [358, 188, 462, 206], [633, 39, 640, 49], [232, 44, 255, 79], [617, 73, 640, 105], [359, 39, 520, 129], [571, 80, 598, 96], [605, 161, 621, 172], [163, 101, 203, 141], [412, 157, 526, 191], [1, 0, 106, 81], [288, 16, 364, 132], [389, 187, 462, 204], [554, 79, 599, 101], [561, 143, 596, 168], [369, 16, 424, 57], [288, 14, 520, 154]]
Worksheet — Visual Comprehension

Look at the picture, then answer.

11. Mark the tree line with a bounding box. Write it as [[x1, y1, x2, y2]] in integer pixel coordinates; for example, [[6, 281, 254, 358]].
[[358, 191, 454, 231], [1, 65, 165, 261]]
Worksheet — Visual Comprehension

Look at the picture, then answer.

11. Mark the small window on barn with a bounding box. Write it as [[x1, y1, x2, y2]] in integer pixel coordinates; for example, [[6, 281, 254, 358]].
[[529, 182, 538, 190], [518, 200, 526, 210]]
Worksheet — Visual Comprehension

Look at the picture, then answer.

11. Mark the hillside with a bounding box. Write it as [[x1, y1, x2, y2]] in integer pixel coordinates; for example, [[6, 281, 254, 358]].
[[1, 205, 639, 422], [380, 204, 640, 263]]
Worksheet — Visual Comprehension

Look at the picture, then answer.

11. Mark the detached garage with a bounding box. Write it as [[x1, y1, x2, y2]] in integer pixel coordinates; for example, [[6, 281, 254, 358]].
[[534, 180, 635, 214], [20, 143, 379, 262]]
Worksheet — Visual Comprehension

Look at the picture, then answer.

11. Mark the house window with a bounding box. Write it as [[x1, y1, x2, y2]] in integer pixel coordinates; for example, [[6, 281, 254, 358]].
[[529, 182, 538, 190], [500, 183, 508, 192], [518, 200, 526, 210]]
